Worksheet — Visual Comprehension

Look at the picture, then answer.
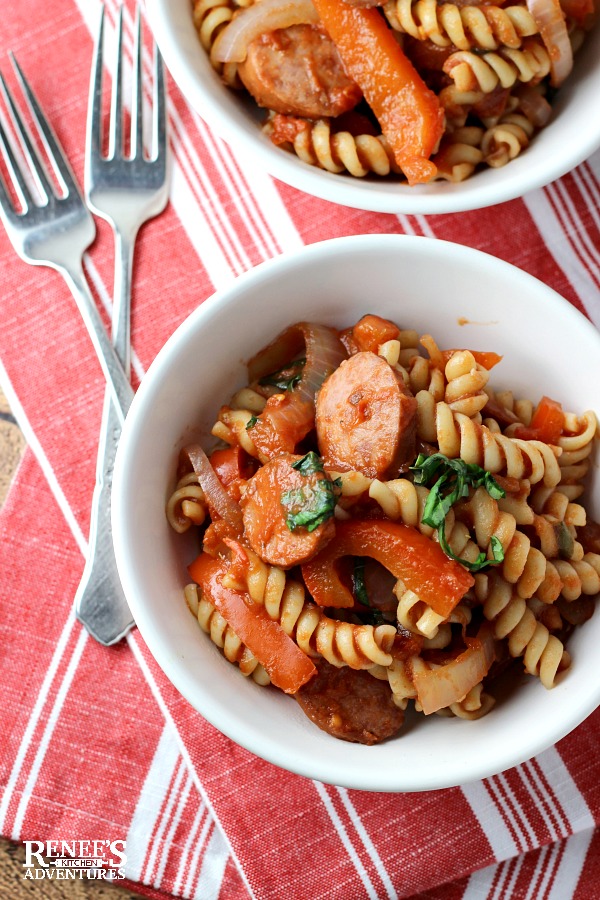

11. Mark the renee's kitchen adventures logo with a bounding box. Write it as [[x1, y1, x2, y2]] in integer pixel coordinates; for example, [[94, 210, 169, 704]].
[[22, 840, 127, 881]]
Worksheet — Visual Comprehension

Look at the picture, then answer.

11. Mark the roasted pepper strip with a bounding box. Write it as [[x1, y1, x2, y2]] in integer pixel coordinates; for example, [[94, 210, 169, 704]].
[[189, 553, 317, 693], [301, 519, 474, 616], [512, 396, 564, 445], [311, 0, 444, 185]]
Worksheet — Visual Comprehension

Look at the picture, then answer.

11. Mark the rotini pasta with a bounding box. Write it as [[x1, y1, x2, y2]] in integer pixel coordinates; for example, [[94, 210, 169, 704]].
[[192, 0, 595, 183], [386, 0, 538, 50], [168, 314, 599, 743]]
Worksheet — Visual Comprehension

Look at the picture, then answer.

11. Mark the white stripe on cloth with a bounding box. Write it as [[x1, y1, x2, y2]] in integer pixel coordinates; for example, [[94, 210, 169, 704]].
[[141, 757, 188, 885], [462, 746, 594, 874], [522, 150, 600, 329], [192, 824, 232, 900], [533, 747, 595, 834], [149, 769, 194, 888], [0, 358, 88, 555], [461, 780, 519, 860], [124, 724, 182, 882], [335, 787, 398, 900], [311, 781, 380, 900], [124, 723, 232, 899], [462, 827, 594, 900], [174, 800, 215, 898], [191, 110, 302, 260], [127, 634, 257, 900], [545, 828, 594, 900], [0, 363, 90, 840], [10, 626, 89, 840]]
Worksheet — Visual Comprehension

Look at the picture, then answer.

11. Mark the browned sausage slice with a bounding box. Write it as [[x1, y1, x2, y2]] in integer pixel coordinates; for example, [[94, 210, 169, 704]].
[[316, 351, 417, 478], [237, 24, 362, 119], [240, 452, 336, 568], [294, 659, 404, 744]]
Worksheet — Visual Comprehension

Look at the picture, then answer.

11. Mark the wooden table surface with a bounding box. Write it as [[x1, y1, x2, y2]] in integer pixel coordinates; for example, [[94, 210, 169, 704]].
[[0, 391, 145, 898]]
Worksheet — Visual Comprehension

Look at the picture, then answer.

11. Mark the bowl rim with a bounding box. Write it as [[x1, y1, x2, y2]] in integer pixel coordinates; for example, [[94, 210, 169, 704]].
[[113, 234, 600, 791], [145, 0, 600, 214]]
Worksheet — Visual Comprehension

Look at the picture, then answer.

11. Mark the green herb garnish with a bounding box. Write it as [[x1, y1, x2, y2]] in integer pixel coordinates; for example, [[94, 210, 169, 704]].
[[352, 557, 386, 625], [410, 452, 506, 572], [245, 415, 258, 430], [281, 452, 341, 532], [259, 357, 306, 392], [292, 451, 323, 476]]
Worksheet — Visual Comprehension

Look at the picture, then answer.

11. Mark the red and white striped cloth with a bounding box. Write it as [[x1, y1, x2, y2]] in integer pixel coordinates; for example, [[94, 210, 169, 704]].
[[1, 2, 600, 898]]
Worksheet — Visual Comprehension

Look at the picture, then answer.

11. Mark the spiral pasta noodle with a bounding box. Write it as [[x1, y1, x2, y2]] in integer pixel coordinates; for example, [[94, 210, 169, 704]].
[[481, 112, 535, 167], [416, 396, 562, 486], [165, 473, 208, 533], [264, 117, 401, 179], [184, 584, 270, 684], [193, 0, 242, 86], [443, 39, 552, 93], [444, 350, 490, 418], [222, 546, 398, 668], [474, 573, 568, 687], [385, 0, 538, 51]]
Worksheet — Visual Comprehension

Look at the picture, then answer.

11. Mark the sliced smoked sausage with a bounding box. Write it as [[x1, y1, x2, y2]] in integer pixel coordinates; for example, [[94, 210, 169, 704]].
[[315, 351, 417, 478], [237, 24, 362, 119], [294, 659, 405, 744], [240, 452, 336, 568]]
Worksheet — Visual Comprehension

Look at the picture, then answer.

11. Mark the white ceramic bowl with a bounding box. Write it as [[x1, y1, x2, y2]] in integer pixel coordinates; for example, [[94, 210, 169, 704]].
[[113, 235, 600, 791], [145, 0, 600, 214]]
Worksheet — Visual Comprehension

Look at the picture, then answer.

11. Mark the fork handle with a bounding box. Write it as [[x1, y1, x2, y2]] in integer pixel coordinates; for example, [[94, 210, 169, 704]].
[[74, 230, 138, 645], [62, 260, 134, 421], [74, 391, 134, 644]]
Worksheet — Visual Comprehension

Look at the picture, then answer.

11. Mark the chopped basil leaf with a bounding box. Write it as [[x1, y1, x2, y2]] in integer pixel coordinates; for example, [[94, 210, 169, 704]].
[[352, 557, 370, 606], [352, 557, 386, 625], [282, 453, 341, 533], [259, 357, 306, 392], [292, 451, 324, 476], [410, 452, 506, 572], [245, 415, 258, 430]]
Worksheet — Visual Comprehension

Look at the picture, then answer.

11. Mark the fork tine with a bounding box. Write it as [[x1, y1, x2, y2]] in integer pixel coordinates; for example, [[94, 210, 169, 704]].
[[87, 4, 105, 164], [0, 68, 51, 206], [9, 54, 76, 200], [110, 6, 124, 159], [153, 33, 167, 161], [0, 79, 34, 213], [131, 5, 143, 159]]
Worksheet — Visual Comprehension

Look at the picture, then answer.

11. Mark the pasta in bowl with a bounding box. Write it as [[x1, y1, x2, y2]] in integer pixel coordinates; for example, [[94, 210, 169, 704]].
[[145, 0, 600, 213], [112, 235, 600, 790]]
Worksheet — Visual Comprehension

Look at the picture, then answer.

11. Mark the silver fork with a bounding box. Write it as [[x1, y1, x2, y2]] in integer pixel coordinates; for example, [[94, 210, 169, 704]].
[[74, 4, 169, 645], [0, 55, 133, 422]]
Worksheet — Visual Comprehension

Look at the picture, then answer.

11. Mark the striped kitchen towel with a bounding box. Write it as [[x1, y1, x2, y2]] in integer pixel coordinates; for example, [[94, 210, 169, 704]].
[[1, 1, 600, 898]]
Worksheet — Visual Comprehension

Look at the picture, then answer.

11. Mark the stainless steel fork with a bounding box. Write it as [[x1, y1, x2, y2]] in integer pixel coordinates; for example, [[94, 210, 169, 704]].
[[0, 55, 133, 422], [74, 4, 169, 645]]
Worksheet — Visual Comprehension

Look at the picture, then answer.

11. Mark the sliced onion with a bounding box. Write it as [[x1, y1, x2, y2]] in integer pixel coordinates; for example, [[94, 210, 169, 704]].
[[248, 323, 346, 460], [212, 0, 320, 64], [526, 0, 573, 86], [516, 86, 553, 128], [180, 444, 244, 535], [412, 625, 496, 716]]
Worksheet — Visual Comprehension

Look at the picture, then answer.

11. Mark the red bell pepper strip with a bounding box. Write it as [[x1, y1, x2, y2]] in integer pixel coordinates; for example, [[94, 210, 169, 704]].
[[512, 396, 564, 445], [311, 0, 444, 185], [301, 520, 474, 617], [188, 553, 317, 693], [352, 314, 400, 353], [442, 349, 503, 371]]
